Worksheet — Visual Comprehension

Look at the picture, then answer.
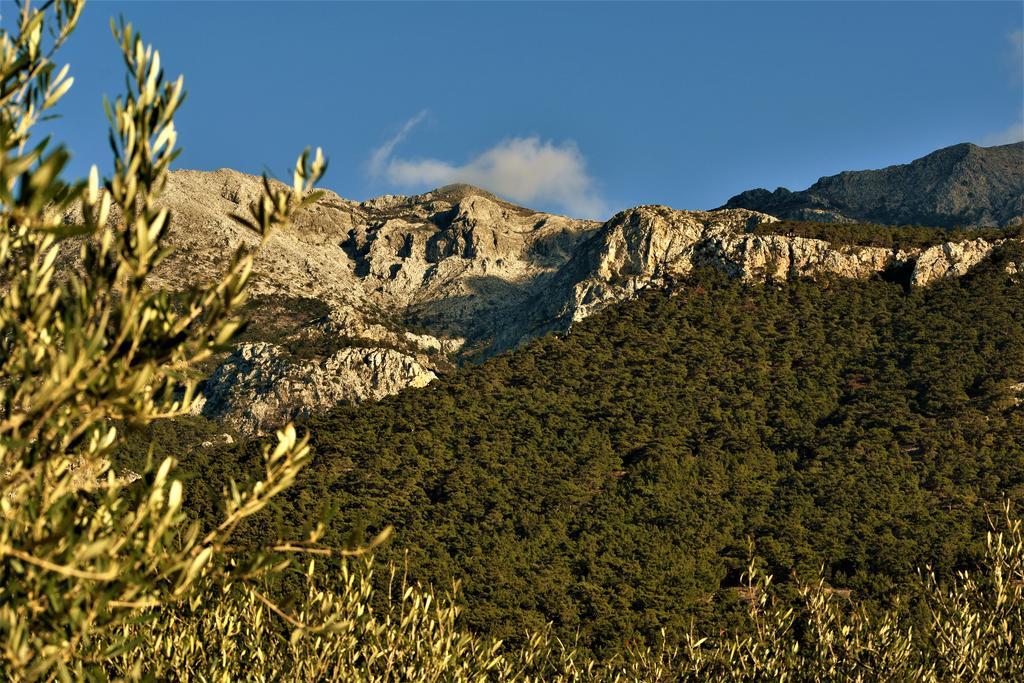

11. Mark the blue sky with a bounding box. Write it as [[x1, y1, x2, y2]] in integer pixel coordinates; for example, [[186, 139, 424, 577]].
[[17, 0, 1024, 219]]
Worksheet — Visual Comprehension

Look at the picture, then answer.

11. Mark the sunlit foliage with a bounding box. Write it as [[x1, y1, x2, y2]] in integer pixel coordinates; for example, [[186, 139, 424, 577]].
[[0, 1, 337, 677], [2, 2, 1022, 679], [104, 507, 1024, 681]]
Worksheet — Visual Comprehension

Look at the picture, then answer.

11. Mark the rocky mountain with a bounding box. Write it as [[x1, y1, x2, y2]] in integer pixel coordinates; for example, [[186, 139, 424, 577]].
[[82, 168, 1018, 433], [722, 142, 1024, 228]]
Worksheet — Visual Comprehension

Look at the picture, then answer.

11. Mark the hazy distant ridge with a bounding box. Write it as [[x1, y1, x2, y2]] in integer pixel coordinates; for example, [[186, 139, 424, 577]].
[[722, 142, 1024, 228]]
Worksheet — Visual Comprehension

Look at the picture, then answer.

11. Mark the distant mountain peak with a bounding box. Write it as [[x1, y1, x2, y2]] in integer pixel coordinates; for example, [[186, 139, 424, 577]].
[[359, 183, 548, 220], [430, 183, 500, 201], [723, 142, 1024, 228]]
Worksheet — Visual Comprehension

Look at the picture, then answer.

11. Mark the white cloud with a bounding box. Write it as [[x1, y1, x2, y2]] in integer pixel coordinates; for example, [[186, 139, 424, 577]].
[[979, 31, 1024, 146], [980, 118, 1024, 146], [368, 109, 428, 177], [368, 114, 608, 219]]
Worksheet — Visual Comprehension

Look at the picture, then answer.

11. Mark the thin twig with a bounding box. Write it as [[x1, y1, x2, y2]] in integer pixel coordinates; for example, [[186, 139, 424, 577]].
[[0, 544, 118, 581], [253, 589, 306, 630], [107, 598, 162, 609]]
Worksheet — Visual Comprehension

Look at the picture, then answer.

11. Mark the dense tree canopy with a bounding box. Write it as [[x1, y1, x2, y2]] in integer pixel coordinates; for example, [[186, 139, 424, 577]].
[[122, 240, 1024, 656], [749, 220, 1022, 249]]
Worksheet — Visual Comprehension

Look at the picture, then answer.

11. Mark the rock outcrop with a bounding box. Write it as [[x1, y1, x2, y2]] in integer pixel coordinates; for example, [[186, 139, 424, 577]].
[[197, 342, 436, 434], [910, 238, 1000, 287], [723, 142, 1024, 228], [531, 206, 916, 335]]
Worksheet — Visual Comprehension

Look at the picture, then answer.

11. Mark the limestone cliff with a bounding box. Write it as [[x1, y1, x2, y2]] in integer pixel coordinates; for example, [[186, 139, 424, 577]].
[[910, 238, 1001, 287], [195, 342, 436, 434], [524, 206, 917, 341]]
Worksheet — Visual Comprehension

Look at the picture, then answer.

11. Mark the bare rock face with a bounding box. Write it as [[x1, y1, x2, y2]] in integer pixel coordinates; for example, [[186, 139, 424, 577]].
[[699, 232, 908, 282], [910, 239, 999, 287], [129, 173, 604, 432], [77, 169, 1017, 433], [544, 206, 915, 330], [317, 309, 464, 357], [198, 342, 436, 434], [723, 142, 1024, 228], [555, 207, 757, 324], [1010, 382, 1024, 408]]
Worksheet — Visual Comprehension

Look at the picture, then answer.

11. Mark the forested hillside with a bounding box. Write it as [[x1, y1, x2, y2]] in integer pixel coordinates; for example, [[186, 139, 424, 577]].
[[121, 240, 1024, 656]]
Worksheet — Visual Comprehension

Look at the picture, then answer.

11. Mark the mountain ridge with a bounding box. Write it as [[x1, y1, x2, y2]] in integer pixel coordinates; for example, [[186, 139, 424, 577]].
[[722, 142, 1024, 228], [61, 146, 1023, 433]]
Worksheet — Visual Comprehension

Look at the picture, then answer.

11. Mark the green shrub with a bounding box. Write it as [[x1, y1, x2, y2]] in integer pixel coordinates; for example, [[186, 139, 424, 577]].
[[0, 2, 340, 678], [103, 505, 1024, 681]]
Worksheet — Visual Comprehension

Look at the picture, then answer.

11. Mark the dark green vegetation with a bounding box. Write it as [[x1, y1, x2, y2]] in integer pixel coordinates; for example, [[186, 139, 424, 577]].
[[748, 220, 1022, 250], [122, 240, 1024, 657]]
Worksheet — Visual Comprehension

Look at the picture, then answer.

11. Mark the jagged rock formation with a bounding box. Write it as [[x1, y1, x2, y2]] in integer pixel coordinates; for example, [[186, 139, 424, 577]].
[[73, 164, 1019, 432], [540, 206, 914, 330], [195, 342, 436, 434], [910, 238, 1000, 287], [134, 172, 602, 431], [723, 142, 1024, 228]]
